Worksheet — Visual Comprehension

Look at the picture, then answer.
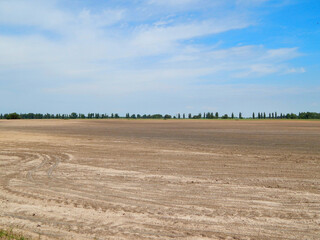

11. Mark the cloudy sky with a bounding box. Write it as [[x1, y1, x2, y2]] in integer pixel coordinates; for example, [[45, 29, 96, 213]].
[[0, 0, 319, 116]]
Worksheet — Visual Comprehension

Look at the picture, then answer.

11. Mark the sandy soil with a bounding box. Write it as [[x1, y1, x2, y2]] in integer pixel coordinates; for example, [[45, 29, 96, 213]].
[[0, 119, 319, 240]]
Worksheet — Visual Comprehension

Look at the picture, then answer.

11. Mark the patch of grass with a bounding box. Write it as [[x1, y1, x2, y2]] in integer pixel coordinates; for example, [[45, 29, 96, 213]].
[[0, 229, 30, 240]]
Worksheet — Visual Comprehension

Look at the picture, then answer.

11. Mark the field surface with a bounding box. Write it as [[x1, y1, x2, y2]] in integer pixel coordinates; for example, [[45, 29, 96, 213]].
[[0, 119, 319, 240]]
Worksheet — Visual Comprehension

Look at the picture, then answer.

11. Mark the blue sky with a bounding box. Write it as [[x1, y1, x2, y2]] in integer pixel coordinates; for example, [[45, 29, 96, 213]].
[[0, 0, 319, 116]]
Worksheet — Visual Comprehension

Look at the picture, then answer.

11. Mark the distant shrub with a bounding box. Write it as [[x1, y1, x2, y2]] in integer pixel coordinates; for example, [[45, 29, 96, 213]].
[[6, 112, 21, 119], [151, 114, 163, 119]]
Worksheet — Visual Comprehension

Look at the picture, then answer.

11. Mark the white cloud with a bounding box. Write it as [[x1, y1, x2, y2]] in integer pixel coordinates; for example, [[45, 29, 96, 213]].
[[0, 0, 70, 31], [0, 0, 305, 100], [264, 48, 301, 61], [285, 67, 306, 74]]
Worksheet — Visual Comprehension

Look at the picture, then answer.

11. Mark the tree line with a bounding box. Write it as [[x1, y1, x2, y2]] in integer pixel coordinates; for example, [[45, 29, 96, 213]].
[[1, 112, 320, 120]]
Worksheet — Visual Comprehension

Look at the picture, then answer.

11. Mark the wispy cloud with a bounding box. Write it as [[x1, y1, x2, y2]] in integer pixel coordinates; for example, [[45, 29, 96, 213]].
[[0, 0, 313, 114]]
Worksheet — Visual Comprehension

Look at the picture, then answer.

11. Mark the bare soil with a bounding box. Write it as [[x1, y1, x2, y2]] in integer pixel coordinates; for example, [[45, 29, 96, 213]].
[[0, 119, 319, 239]]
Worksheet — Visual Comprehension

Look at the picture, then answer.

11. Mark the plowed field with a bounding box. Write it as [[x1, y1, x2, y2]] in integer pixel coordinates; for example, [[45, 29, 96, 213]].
[[0, 119, 319, 239]]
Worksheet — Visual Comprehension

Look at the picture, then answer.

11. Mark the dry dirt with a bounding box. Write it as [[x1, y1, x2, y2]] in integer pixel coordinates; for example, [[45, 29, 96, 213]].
[[0, 119, 319, 240]]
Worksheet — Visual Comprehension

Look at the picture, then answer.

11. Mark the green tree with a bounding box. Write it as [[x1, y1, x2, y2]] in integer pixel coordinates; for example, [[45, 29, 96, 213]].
[[6, 112, 21, 119], [151, 114, 162, 119], [70, 112, 78, 119], [252, 112, 255, 119], [192, 113, 201, 119]]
